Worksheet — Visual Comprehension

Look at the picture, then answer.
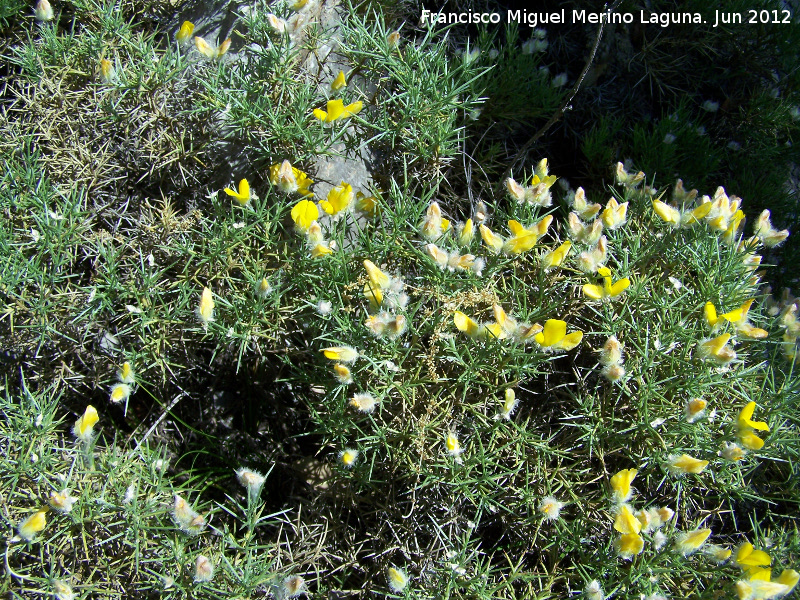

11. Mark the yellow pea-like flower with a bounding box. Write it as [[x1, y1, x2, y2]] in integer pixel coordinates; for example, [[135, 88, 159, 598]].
[[541, 240, 571, 269], [310, 243, 333, 257], [582, 267, 630, 300], [697, 333, 736, 365], [616, 533, 644, 558], [454, 311, 482, 339], [197, 287, 215, 327], [270, 160, 314, 196], [73, 405, 99, 441], [457, 218, 474, 246], [99, 58, 114, 83], [110, 383, 131, 404], [735, 542, 772, 568], [609, 468, 637, 503], [117, 361, 135, 384], [176, 20, 195, 43], [194, 36, 216, 58], [319, 182, 354, 216], [614, 504, 642, 534], [291, 199, 319, 232], [479, 224, 504, 254], [666, 453, 709, 474], [533, 319, 583, 351], [331, 70, 347, 90], [313, 99, 363, 122], [388, 567, 408, 592], [674, 528, 712, 555], [224, 179, 251, 205], [601, 197, 628, 229], [503, 220, 538, 254], [18, 508, 49, 541], [321, 346, 359, 363]]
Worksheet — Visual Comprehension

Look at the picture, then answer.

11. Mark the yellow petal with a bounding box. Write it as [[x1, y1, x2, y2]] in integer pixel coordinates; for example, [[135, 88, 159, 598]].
[[609, 278, 630, 296], [583, 283, 605, 300], [331, 70, 347, 91], [74, 405, 99, 438], [610, 468, 637, 502], [653, 200, 680, 225], [480, 224, 504, 254], [343, 101, 363, 117], [536, 319, 566, 347], [738, 402, 770, 432], [194, 36, 216, 58], [291, 199, 319, 231], [176, 20, 195, 42], [313, 108, 328, 121], [675, 528, 711, 554], [556, 331, 583, 351], [326, 99, 345, 121], [705, 302, 719, 326], [454, 311, 481, 338], [614, 505, 642, 534], [364, 260, 390, 290]]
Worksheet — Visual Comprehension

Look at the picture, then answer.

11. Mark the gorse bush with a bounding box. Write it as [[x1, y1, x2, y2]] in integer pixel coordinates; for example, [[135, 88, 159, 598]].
[[1, 1, 799, 599]]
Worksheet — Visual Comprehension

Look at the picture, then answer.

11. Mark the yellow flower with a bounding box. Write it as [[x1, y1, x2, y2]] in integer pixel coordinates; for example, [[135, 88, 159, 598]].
[[388, 566, 408, 592], [704, 544, 733, 563], [224, 179, 251, 205], [454, 311, 484, 339], [420, 202, 450, 240], [568, 212, 603, 244], [684, 398, 707, 423], [503, 220, 539, 254], [534, 319, 582, 351], [176, 20, 195, 43], [339, 448, 359, 468], [541, 240, 571, 269], [571, 187, 601, 220], [197, 287, 215, 328], [18, 508, 48, 540], [666, 453, 708, 474], [615, 162, 644, 187], [110, 383, 131, 404], [270, 160, 313, 196], [736, 402, 769, 450], [117, 361, 135, 384], [614, 504, 642, 534], [355, 191, 379, 217], [505, 177, 526, 202], [616, 533, 644, 559], [697, 333, 736, 365], [754, 210, 790, 247], [331, 70, 347, 90], [457, 219, 474, 246], [652, 199, 711, 228], [256, 277, 272, 298], [776, 570, 799, 594], [706, 299, 768, 339], [601, 197, 628, 229], [493, 304, 518, 337], [735, 542, 772, 569], [498, 388, 519, 420], [49, 490, 77, 514], [73, 405, 99, 441], [291, 199, 319, 232], [310, 242, 333, 257], [194, 36, 229, 59], [609, 468, 637, 503], [479, 224, 504, 254], [582, 267, 630, 300], [313, 98, 363, 122], [674, 528, 712, 555], [333, 363, 352, 384], [322, 346, 358, 363], [598, 336, 623, 366], [319, 182, 354, 216]]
